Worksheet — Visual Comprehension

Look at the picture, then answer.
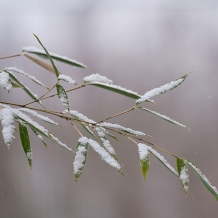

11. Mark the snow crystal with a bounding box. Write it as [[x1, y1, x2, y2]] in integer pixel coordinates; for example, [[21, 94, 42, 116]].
[[83, 74, 113, 84], [26, 151, 33, 160], [73, 146, 87, 175], [18, 108, 59, 125], [136, 78, 184, 104], [58, 74, 76, 85], [179, 165, 189, 193], [137, 143, 149, 160], [22, 46, 87, 68], [0, 72, 12, 91], [99, 122, 146, 136], [0, 108, 15, 146]]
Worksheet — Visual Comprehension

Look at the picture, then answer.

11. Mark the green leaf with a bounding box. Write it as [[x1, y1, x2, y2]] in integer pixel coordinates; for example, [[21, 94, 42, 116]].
[[22, 46, 87, 68], [29, 126, 47, 147], [56, 84, 70, 110], [74, 141, 88, 183], [4, 70, 44, 108], [138, 107, 187, 128], [107, 133, 119, 142], [140, 156, 150, 181], [19, 123, 32, 168], [177, 158, 189, 196], [136, 74, 189, 104], [186, 160, 218, 200], [81, 124, 97, 138], [33, 34, 59, 78]]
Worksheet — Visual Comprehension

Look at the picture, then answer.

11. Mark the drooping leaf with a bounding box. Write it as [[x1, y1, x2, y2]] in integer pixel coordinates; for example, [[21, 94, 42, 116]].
[[0, 71, 12, 92], [136, 74, 189, 104], [22, 46, 87, 68], [145, 144, 178, 176], [19, 123, 32, 168], [177, 158, 189, 196], [186, 160, 218, 200], [23, 53, 61, 75], [138, 107, 187, 128], [56, 84, 70, 110], [74, 141, 88, 183], [58, 74, 77, 86], [137, 143, 150, 181], [4, 67, 48, 89], [0, 108, 15, 148], [33, 34, 59, 78], [4, 70, 44, 108], [29, 126, 47, 147]]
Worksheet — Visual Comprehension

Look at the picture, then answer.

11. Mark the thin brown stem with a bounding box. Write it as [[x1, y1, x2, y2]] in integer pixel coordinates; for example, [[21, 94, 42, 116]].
[[96, 106, 136, 124], [70, 122, 83, 137], [0, 54, 21, 60]]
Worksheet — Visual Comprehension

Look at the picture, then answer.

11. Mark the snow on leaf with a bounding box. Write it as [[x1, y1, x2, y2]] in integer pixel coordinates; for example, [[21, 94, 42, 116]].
[[137, 143, 150, 181], [78, 137, 121, 172], [18, 108, 59, 125], [136, 74, 189, 104], [138, 107, 187, 128], [49, 134, 72, 151], [4, 67, 48, 88], [0, 72, 12, 92], [177, 158, 189, 196], [144, 144, 178, 176], [186, 160, 218, 200], [58, 74, 77, 86], [29, 126, 47, 147], [56, 84, 70, 110], [22, 46, 87, 68], [68, 110, 95, 124], [0, 108, 15, 147], [74, 141, 88, 182], [99, 122, 148, 137], [83, 74, 113, 84]]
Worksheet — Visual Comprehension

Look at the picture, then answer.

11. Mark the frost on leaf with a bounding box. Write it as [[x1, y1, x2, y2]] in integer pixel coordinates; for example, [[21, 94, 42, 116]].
[[58, 74, 77, 86], [177, 158, 189, 196], [136, 74, 188, 104], [83, 74, 113, 84], [0, 108, 15, 147], [73, 141, 88, 182], [0, 72, 12, 92], [56, 84, 70, 110]]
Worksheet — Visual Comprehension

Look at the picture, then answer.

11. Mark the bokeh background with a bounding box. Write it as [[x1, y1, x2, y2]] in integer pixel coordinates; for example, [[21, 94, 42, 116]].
[[0, 1, 218, 217]]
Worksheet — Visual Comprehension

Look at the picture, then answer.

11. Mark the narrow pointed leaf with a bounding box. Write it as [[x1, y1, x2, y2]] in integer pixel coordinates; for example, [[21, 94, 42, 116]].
[[22, 46, 87, 68], [4, 67, 48, 89], [74, 141, 88, 182], [0, 72, 12, 92], [49, 134, 72, 151], [186, 160, 218, 200], [145, 144, 178, 176], [81, 125, 97, 138], [136, 74, 189, 104], [138, 107, 187, 128], [58, 74, 77, 86], [177, 158, 189, 196], [19, 123, 32, 168], [33, 34, 59, 78], [56, 84, 70, 110], [4, 70, 44, 108], [83, 74, 113, 84], [137, 143, 150, 181], [29, 126, 47, 147], [23, 53, 61, 74]]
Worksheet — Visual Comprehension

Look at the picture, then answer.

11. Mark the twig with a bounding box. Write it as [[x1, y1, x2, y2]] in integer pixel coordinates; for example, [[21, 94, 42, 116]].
[[0, 54, 21, 60]]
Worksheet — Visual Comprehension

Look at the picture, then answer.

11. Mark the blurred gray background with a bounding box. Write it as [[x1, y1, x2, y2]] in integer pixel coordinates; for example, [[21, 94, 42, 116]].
[[0, 1, 218, 217]]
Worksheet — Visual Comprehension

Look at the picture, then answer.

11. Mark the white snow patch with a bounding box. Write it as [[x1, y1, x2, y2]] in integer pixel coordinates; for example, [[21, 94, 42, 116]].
[[137, 143, 149, 161], [73, 146, 87, 175], [26, 151, 33, 160], [179, 165, 189, 193], [68, 110, 95, 124], [58, 74, 76, 85], [84, 74, 113, 84], [0, 72, 12, 91]]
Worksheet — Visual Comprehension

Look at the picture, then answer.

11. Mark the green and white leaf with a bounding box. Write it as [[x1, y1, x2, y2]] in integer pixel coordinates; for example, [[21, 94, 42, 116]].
[[4, 67, 48, 89], [137, 143, 150, 181], [22, 46, 87, 68], [74, 141, 88, 182], [0, 108, 15, 148], [29, 126, 47, 147], [56, 84, 70, 110], [58, 74, 77, 86], [33, 34, 59, 78], [4, 70, 44, 108], [146, 144, 178, 176], [83, 74, 113, 84], [19, 123, 32, 168], [49, 134, 72, 151], [136, 74, 189, 104], [0, 71, 12, 92], [18, 108, 59, 125], [186, 160, 218, 200], [138, 107, 187, 128], [177, 158, 189, 196]]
